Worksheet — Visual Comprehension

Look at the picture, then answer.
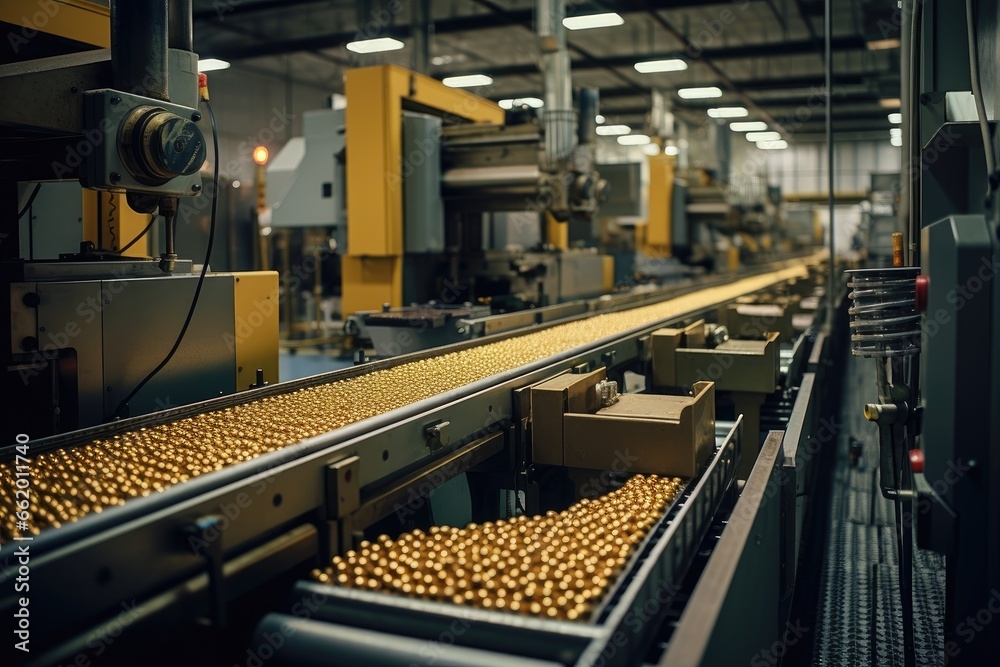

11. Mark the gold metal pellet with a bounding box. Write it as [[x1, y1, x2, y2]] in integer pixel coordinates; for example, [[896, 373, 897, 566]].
[[0, 266, 807, 543], [313, 474, 683, 621]]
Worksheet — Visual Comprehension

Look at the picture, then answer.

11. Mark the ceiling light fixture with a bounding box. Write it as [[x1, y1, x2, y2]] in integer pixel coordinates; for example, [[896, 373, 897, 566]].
[[665, 145, 680, 156], [730, 121, 768, 132], [634, 59, 688, 74], [756, 140, 788, 150], [197, 58, 230, 72], [596, 124, 631, 136], [888, 112, 902, 124], [677, 86, 723, 99], [617, 134, 651, 146], [346, 37, 405, 54], [707, 106, 748, 118], [498, 97, 544, 109], [442, 74, 493, 88], [563, 12, 624, 30], [746, 131, 782, 142]]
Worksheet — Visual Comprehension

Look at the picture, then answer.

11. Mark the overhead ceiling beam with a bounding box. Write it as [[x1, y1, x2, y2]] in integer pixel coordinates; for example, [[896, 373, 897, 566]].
[[492, 72, 875, 103], [202, 2, 827, 62], [194, 0, 336, 22], [436, 36, 866, 79]]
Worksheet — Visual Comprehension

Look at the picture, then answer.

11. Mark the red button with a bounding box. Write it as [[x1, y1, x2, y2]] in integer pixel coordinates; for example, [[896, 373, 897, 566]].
[[909, 448, 924, 473], [915, 275, 929, 313]]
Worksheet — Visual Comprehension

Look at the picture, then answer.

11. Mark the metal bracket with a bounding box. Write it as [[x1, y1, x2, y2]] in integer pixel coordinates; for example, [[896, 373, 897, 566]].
[[182, 515, 227, 629], [326, 455, 360, 518], [424, 419, 451, 450]]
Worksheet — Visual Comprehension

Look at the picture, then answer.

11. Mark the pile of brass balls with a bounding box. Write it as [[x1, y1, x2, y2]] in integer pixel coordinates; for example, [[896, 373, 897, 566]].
[[0, 265, 807, 543], [312, 474, 684, 621]]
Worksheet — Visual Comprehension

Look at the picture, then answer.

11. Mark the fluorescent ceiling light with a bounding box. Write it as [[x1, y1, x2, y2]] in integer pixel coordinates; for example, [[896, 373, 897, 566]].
[[879, 97, 901, 108], [889, 128, 902, 137], [746, 131, 781, 142], [664, 145, 680, 156], [730, 121, 768, 132], [678, 86, 723, 99], [867, 38, 901, 50], [888, 112, 902, 124], [618, 134, 651, 146], [596, 124, 631, 136], [707, 106, 748, 118], [890, 135, 903, 147], [634, 59, 687, 74], [442, 74, 493, 88], [346, 37, 404, 54], [563, 12, 624, 30], [499, 97, 544, 109], [198, 58, 230, 72], [596, 114, 605, 124], [757, 140, 788, 150], [642, 144, 661, 156]]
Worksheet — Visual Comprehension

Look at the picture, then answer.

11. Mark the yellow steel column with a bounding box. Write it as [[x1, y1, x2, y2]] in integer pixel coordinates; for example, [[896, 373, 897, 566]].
[[343, 65, 503, 316], [644, 154, 674, 257]]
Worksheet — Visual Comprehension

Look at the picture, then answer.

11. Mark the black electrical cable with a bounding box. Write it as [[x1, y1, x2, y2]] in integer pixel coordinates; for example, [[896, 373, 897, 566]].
[[16, 183, 41, 220], [113, 99, 219, 419], [117, 214, 157, 255], [966, 0, 997, 203]]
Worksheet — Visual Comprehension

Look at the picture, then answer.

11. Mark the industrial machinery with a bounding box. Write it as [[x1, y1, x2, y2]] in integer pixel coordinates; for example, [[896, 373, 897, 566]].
[[0, 1, 278, 442], [266, 0, 609, 353], [0, 254, 843, 666], [846, 1, 1000, 664]]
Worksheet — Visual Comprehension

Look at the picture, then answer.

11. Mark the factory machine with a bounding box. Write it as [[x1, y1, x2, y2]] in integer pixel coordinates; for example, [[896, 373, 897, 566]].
[[0, 244, 843, 666], [0, 0, 279, 442], [268, 3, 609, 354], [844, 1, 1000, 664], [0, 3, 854, 667]]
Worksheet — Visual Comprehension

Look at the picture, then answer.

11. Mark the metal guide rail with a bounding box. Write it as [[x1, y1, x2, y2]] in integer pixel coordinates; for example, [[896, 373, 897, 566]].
[[0, 263, 814, 658], [252, 422, 740, 667]]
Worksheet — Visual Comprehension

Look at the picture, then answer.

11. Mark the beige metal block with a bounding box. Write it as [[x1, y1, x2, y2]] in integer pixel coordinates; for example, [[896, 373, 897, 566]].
[[530, 367, 606, 466], [674, 331, 780, 393], [562, 382, 715, 477], [651, 327, 683, 388]]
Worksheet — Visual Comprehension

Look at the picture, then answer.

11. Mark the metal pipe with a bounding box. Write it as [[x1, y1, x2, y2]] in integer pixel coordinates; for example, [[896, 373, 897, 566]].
[[112, 0, 169, 100], [442, 165, 541, 188], [168, 0, 194, 52], [825, 0, 835, 329], [411, 0, 431, 74], [577, 88, 598, 145], [537, 0, 574, 162], [898, 0, 911, 261]]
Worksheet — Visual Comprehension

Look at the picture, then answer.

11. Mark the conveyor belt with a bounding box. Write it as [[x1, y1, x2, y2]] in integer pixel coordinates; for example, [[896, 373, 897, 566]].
[[0, 263, 810, 542], [313, 474, 684, 621]]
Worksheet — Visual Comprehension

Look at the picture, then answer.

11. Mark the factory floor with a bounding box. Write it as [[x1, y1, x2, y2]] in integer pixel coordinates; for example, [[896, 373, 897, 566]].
[[787, 351, 946, 666]]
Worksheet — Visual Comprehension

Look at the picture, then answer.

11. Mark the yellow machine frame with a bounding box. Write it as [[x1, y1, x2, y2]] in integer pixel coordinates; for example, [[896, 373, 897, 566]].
[[642, 153, 675, 258], [343, 65, 504, 315]]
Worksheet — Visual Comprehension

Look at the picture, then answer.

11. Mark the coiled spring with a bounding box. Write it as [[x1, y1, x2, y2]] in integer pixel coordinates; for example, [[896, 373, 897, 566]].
[[847, 267, 921, 358]]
